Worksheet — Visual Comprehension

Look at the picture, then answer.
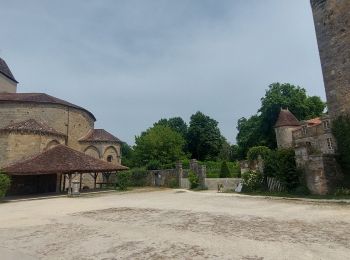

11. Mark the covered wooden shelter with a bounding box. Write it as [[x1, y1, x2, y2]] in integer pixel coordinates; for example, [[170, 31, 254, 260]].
[[2, 144, 128, 195]]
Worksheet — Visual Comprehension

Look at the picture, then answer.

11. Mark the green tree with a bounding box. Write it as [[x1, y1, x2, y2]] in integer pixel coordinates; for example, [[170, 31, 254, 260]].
[[332, 115, 350, 186], [220, 161, 230, 178], [236, 83, 326, 156], [133, 125, 185, 166], [121, 142, 135, 167], [187, 111, 223, 160], [218, 138, 232, 161], [154, 117, 188, 139], [0, 171, 11, 198]]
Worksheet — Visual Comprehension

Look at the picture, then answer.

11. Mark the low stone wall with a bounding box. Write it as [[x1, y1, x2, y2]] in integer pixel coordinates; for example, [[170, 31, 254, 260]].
[[205, 178, 241, 191]]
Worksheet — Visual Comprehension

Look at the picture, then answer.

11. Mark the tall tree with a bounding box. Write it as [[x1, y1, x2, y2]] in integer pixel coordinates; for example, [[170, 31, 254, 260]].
[[236, 83, 326, 156], [154, 117, 188, 139], [187, 111, 223, 160], [133, 125, 185, 166]]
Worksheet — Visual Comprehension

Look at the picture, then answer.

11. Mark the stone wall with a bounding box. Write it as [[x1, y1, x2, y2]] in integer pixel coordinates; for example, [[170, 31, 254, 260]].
[[0, 102, 95, 151], [296, 152, 343, 195], [0, 132, 65, 167], [79, 142, 121, 165], [204, 178, 241, 191], [311, 0, 350, 119]]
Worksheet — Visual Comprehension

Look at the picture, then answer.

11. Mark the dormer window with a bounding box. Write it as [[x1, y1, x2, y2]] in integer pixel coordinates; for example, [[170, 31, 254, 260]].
[[323, 120, 330, 130], [302, 126, 307, 135], [327, 138, 334, 150]]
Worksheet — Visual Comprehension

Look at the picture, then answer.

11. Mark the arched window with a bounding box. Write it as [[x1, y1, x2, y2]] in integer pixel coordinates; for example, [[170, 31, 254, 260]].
[[107, 155, 113, 162]]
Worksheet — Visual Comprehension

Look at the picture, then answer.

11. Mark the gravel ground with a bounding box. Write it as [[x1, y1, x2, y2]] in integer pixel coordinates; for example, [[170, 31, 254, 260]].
[[0, 188, 349, 260]]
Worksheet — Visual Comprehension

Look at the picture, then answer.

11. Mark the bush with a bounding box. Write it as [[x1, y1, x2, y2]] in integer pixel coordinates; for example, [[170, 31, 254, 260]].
[[332, 115, 350, 186], [220, 161, 230, 178], [117, 171, 130, 190], [242, 171, 263, 192], [146, 160, 161, 170], [168, 179, 178, 188], [129, 168, 148, 186], [0, 172, 11, 198], [188, 170, 199, 189], [247, 146, 271, 162], [264, 148, 301, 192]]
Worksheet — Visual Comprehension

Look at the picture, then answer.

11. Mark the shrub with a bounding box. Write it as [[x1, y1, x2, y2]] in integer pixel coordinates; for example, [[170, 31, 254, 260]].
[[129, 168, 148, 186], [0, 172, 11, 198], [117, 171, 130, 190], [264, 148, 301, 192], [188, 170, 199, 189], [332, 115, 350, 186], [219, 161, 230, 178], [247, 146, 271, 162], [242, 171, 263, 192], [146, 160, 161, 170], [168, 179, 178, 188]]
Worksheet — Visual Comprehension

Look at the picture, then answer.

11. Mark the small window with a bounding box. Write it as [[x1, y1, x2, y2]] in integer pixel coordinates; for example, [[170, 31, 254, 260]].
[[107, 155, 113, 162], [323, 120, 330, 130], [327, 138, 334, 150], [302, 126, 307, 135], [306, 141, 312, 147]]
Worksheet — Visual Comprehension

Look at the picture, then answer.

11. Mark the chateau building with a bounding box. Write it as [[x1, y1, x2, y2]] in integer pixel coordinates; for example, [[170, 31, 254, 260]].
[[0, 57, 127, 195]]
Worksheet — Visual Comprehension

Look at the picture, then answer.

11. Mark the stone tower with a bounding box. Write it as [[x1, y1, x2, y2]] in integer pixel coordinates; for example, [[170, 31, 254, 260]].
[[274, 109, 301, 149], [0, 57, 18, 93], [310, 0, 350, 119]]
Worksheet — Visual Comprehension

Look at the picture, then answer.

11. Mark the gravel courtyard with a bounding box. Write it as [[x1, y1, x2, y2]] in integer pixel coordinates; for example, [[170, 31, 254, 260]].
[[0, 189, 349, 260]]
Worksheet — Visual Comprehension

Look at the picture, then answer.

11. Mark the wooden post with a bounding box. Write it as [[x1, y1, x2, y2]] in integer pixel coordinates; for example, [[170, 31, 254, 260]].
[[79, 173, 82, 191], [68, 173, 72, 196], [94, 172, 98, 189], [63, 174, 66, 192]]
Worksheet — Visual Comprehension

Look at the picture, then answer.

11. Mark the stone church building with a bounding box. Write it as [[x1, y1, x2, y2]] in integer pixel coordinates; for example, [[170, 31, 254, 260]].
[[0, 58, 127, 195]]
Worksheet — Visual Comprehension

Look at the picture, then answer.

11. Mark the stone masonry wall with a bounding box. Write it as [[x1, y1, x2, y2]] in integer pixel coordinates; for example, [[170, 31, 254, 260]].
[[0, 102, 94, 151], [0, 133, 65, 167], [311, 0, 350, 119]]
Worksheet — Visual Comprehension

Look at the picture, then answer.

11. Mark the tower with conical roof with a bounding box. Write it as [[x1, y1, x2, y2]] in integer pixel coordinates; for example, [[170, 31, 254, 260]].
[[274, 109, 301, 148], [0, 57, 18, 93]]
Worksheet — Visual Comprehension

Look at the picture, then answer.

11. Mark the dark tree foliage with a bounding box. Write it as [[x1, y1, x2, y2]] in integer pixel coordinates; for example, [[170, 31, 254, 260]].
[[236, 83, 326, 157], [133, 125, 185, 167], [220, 161, 230, 178], [332, 115, 350, 185], [0, 171, 11, 198], [187, 111, 223, 160], [263, 148, 300, 192], [121, 142, 135, 167], [154, 117, 188, 139]]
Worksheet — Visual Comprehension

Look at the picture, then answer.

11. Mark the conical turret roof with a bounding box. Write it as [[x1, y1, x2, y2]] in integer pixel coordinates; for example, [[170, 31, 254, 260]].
[[0, 57, 18, 83], [274, 109, 300, 127]]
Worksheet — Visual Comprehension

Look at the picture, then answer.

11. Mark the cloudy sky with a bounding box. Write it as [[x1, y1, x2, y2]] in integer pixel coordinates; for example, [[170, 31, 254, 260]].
[[0, 0, 324, 145]]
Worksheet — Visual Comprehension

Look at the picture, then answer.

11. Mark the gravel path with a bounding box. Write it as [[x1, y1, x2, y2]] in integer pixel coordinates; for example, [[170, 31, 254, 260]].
[[0, 189, 349, 259]]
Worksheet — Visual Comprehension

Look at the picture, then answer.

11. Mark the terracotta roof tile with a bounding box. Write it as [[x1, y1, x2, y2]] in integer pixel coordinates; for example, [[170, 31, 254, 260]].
[[0, 58, 18, 83], [0, 93, 96, 121], [305, 117, 322, 126], [274, 109, 301, 127], [79, 129, 122, 143], [0, 119, 65, 137], [2, 144, 128, 175]]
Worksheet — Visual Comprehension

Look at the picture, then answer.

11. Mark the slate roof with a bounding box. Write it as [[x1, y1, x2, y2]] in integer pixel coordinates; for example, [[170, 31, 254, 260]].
[[0, 58, 18, 83], [2, 144, 128, 175], [0, 93, 96, 121], [274, 109, 301, 127], [0, 119, 66, 137], [79, 129, 122, 143]]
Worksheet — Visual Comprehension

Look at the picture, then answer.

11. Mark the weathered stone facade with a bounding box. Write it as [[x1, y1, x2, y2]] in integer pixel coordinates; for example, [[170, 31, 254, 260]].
[[311, 0, 350, 119]]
